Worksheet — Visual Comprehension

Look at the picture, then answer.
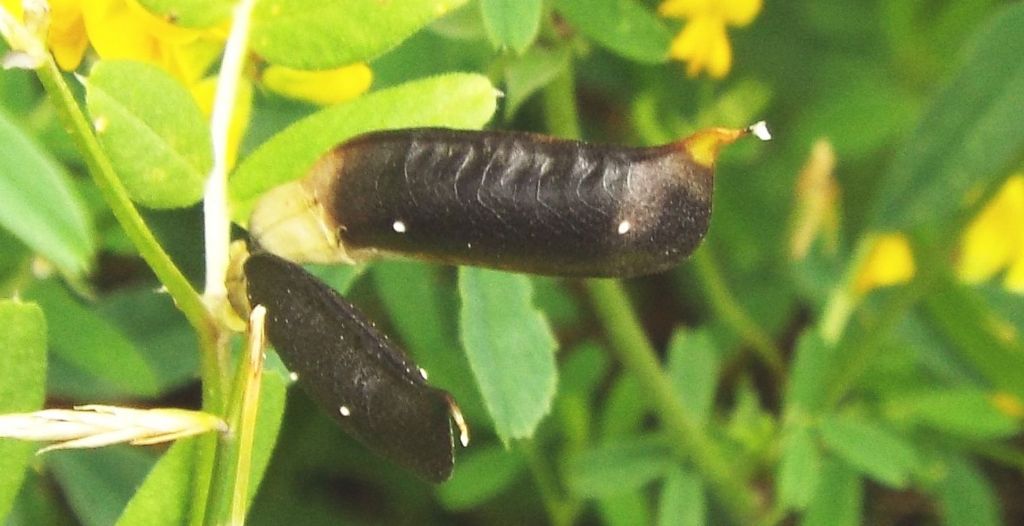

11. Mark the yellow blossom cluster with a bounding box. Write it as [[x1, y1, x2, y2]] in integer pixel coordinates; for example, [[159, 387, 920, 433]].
[[658, 0, 762, 78]]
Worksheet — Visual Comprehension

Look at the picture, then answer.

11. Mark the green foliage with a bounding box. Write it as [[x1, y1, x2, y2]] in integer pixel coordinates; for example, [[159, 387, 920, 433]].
[[552, 0, 671, 64], [869, 3, 1024, 236], [458, 267, 558, 444], [250, 0, 468, 68], [0, 110, 94, 277], [0, 300, 46, 519], [480, 0, 542, 54], [1, 0, 1023, 525], [85, 61, 213, 209]]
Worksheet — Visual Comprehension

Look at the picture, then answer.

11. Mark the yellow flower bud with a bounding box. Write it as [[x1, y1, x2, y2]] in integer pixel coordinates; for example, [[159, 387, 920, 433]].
[[854, 233, 916, 294], [261, 63, 373, 106]]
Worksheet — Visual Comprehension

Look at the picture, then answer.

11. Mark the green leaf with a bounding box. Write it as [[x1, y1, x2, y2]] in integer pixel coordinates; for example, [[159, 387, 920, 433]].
[[552, 0, 671, 64], [25, 280, 161, 399], [480, 0, 542, 54], [567, 436, 672, 497], [777, 425, 822, 510], [246, 361, 290, 506], [818, 414, 921, 488], [599, 493, 651, 526], [922, 274, 1024, 398], [458, 267, 557, 443], [136, 0, 232, 27], [656, 467, 706, 526], [437, 444, 525, 510], [373, 261, 488, 427], [801, 459, 863, 526], [85, 60, 212, 209], [0, 300, 47, 519], [936, 456, 1001, 526], [600, 373, 648, 438], [869, 4, 1024, 234], [0, 109, 94, 276], [114, 439, 197, 526], [786, 331, 835, 415], [666, 329, 719, 426], [250, 0, 469, 69], [886, 388, 1020, 440], [47, 447, 155, 526], [230, 73, 498, 221]]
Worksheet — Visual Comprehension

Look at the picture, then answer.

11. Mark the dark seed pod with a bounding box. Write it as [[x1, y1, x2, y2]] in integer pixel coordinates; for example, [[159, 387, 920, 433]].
[[244, 251, 467, 483], [250, 123, 769, 277]]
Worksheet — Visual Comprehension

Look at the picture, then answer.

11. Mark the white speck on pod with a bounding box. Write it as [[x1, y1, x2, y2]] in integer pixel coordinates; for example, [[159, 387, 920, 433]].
[[339, 405, 351, 417], [289, 372, 299, 382], [93, 116, 109, 134], [392, 220, 406, 233], [749, 121, 772, 141], [418, 367, 429, 380], [618, 220, 631, 235]]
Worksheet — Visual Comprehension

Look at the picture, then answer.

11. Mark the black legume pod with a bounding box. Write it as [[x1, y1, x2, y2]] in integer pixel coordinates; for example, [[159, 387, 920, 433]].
[[249, 123, 768, 277], [244, 251, 467, 483]]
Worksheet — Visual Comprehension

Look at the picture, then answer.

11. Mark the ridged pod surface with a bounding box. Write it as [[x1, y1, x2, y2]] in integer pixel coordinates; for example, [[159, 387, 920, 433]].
[[249, 126, 760, 277]]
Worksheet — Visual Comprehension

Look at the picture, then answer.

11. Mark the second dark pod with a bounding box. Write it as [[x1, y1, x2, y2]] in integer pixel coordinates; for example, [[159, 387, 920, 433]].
[[243, 251, 467, 483]]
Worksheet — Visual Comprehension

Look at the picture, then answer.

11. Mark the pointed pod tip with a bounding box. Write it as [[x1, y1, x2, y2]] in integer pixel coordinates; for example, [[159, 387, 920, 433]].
[[681, 120, 772, 168]]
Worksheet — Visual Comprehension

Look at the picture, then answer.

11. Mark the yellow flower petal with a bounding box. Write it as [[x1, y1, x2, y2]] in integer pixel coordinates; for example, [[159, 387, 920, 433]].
[[957, 175, 1024, 290], [669, 16, 731, 78], [46, 0, 88, 70], [82, 0, 160, 63], [854, 233, 916, 294], [261, 63, 373, 106], [1, 0, 23, 21], [191, 76, 253, 169]]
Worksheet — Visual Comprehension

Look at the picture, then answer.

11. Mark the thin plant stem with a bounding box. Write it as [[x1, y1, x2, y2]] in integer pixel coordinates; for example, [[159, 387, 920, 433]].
[[540, 64, 760, 522], [204, 0, 255, 315], [691, 247, 786, 377], [34, 56, 217, 361], [518, 440, 576, 526], [585, 279, 760, 522]]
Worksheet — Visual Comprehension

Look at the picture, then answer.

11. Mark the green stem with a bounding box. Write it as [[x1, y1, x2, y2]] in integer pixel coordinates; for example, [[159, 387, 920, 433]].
[[585, 279, 760, 522], [541, 63, 759, 522], [35, 56, 216, 362], [34, 54, 230, 526], [691, 248, 785, 378], [518, 440, 576, 526]]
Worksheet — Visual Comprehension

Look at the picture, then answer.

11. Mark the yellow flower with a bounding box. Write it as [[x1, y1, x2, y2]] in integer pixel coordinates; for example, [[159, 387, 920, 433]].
[[80, 0, 223, 82], [659, 0, 762, 78], [261, 63, 373, 106], [1, 0, 22, 20], [957, 175, 1024, 294], [853, 233, 916, 294], [46, 0, 88, 70]]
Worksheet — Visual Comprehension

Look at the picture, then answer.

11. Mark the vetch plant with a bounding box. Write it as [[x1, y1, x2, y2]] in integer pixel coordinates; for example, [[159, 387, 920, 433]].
[[1, 1, 1023, 525]]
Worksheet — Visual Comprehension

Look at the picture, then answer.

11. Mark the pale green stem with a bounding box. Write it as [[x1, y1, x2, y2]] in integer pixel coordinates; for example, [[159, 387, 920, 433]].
[[819, 235, 874, 345], [203, 0, 255, 316], [691, 248, 785, 377], [232, 306, 267, 525], [34, 56, 216, 358]]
